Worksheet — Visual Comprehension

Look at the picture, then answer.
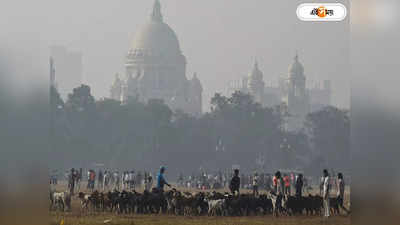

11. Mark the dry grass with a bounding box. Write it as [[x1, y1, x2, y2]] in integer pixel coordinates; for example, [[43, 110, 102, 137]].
[[52, 214, 350, 225]]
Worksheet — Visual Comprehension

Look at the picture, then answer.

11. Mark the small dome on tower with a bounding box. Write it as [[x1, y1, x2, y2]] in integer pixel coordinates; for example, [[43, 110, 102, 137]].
[[190, 73, 203, 92], [249, 60, 263, 81], [112, 73, 122, 86], [288, 53, 304, 77]]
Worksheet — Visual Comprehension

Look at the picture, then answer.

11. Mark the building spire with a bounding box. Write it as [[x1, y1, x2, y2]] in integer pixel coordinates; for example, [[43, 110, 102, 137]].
[[294, 50, 299, 62], [254, 58, 259, 70], [49, 57, 57, 89], [151, 0, 163, 22]]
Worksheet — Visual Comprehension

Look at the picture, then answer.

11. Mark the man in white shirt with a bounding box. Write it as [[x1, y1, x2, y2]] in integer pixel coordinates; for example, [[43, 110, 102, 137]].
[[321, 169, 330, 218]]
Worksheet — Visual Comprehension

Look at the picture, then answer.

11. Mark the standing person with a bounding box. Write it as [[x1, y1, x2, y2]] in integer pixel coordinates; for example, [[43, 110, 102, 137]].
[[121, 171, 126, 190], [75, 168, 81, 191], [321, 169, 331, 218], [124, 171, 128, 190], [273, 174, 277, 193], [337, 173, 350, 215], [144, 172, 148, 190], [295, 174, 304, 198], [148, 173, 153, 190], [229, 169, 241, 195], [271, 171, 285, 217], [103, 170, 109, 191], [283, 174, 291, 196], [90, 170, 96, 191], [69, 168, 76, 196], [98, 170, 103, 189], [145, 172, 152, 191], [114, 171, 120, 190], [252, 172, 259, 196], [156, 166, 171, 192], [130, 170, 135, 190], [137, 171, 143, 190], [87, 169, 91, 189]]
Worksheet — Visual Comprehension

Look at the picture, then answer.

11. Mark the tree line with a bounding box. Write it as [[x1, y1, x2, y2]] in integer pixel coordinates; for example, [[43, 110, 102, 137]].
[[50, 84, 349, 176]]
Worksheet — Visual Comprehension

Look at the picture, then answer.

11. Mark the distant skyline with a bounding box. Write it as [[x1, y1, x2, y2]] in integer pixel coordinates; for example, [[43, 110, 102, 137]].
[[1, 0, 350, 110]]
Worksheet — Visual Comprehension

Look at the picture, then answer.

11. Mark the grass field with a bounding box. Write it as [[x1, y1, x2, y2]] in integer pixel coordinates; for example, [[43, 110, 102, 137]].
[[51, 214, 350, 225], [51, 182, 351, 225]]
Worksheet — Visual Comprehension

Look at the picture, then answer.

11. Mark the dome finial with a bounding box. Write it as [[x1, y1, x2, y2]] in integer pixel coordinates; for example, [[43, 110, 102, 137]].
[[151, 0, 163, 22], [294, 50, 299, 62]]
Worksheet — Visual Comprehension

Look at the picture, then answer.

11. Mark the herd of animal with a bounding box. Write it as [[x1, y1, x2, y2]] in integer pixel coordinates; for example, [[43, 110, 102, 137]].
[[50, 188, 345, 217]]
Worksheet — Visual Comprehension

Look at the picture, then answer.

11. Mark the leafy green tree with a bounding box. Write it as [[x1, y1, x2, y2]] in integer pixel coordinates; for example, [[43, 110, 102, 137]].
[[304, 106, 350, 173], [208, 91, 283, 169], [63, 85, 97, 165], [65, 84, 96, 112]]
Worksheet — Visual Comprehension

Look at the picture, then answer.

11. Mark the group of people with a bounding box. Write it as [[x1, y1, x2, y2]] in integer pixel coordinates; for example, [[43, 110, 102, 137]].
[[64, 168, 83, 195], [53, 166, 350, 218], [155, 166, 350, 218], [52, 168, 156, 195], [228, 168, 350, 217], [176, 170, 311, 194]]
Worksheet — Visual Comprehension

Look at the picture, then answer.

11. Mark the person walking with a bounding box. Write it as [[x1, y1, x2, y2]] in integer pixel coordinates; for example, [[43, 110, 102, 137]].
[[229, 169, 241, 195], [337, 173, 350, 215], [321, 169, 331, 218]]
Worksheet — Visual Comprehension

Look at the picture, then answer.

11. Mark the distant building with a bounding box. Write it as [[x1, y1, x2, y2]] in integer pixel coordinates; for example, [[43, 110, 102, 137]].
[[50, 46, 83, 99], [227, 54, 331, 131], [110, 0, 202, 116]]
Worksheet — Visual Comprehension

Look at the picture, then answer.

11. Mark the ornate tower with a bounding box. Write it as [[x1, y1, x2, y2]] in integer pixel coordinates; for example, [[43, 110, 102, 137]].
[[110, 73, 122, 101], [282, 54, 309, 131], [49, 57, 57, 89], [248, 60, 265, 104], [189, 73, 203, 115]]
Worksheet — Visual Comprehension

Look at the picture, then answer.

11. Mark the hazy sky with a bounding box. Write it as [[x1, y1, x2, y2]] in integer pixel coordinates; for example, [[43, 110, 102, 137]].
[[1, 0, 350, 110]]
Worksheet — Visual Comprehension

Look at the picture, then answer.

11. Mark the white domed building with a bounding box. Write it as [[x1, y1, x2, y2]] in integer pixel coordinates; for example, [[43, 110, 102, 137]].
[[111, 0, 202, 115], [227, 54, 331, 131]]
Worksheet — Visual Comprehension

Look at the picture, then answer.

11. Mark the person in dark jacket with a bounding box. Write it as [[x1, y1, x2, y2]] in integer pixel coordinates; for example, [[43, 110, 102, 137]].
[[229, 169, 241, 195], [295, 174, 304, 197], [337, 173, 350, 215]]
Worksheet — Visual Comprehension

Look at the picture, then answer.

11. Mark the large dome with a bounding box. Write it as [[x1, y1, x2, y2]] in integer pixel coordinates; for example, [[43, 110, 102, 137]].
[[131, 21, 181, 56], [130, 0, 181, 57]]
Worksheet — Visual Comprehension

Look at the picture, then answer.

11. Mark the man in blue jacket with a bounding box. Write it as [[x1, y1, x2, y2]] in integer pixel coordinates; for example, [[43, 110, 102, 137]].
[[156, 166, 171, 192]]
